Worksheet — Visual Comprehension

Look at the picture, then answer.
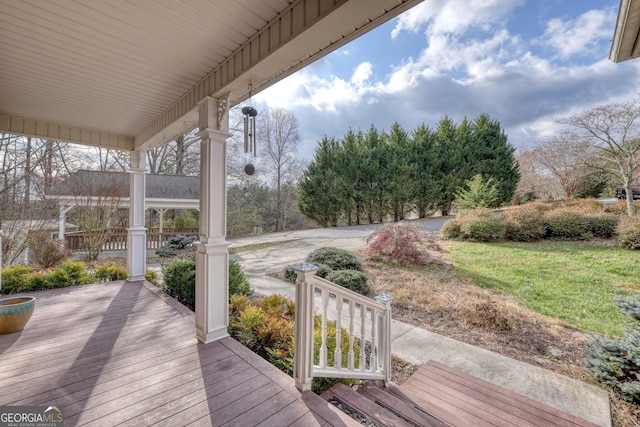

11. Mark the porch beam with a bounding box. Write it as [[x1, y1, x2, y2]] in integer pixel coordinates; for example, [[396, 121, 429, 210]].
[[0, 113, 134, 150], [195, 95, 231, 343], [134, 0, 422, 151]]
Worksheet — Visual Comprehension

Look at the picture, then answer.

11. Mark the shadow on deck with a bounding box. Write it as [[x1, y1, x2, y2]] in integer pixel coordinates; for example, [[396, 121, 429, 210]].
[[0, 281, 355, 426]]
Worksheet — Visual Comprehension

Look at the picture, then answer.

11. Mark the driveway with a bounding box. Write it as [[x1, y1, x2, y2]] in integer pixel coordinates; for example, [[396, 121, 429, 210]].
[[230, 216, 451, 277]]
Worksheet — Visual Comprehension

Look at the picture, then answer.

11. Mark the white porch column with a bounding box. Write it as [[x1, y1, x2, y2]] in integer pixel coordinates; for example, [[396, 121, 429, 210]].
[[58, 204, 73, 239], [127, 151, 147, 282], [195, 95, 231, 343]]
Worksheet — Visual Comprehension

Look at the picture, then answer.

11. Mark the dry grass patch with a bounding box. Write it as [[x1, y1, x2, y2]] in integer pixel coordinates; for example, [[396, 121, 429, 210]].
[[363, 257, 589, 382]]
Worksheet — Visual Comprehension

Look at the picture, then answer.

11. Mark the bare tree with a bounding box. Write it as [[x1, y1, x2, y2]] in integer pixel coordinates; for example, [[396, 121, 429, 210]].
[[72, 172, 127, 261], [531, 131, 597, 199], [257, 107, 302, 231], [147, 130, 200, 175], [0, 135, 82, 264], [559, 98, 640, 215], [89, 147, 129, 171]]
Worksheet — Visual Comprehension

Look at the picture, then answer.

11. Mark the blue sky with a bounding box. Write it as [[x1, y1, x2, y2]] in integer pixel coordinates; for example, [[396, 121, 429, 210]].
[[254, 0, 640, 161]]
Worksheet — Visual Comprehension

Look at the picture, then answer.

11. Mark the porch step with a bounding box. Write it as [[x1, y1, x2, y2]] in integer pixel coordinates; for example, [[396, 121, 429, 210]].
[[323, 360, 601, 427], [356, 383, 450, 427], [322, 382, 416, 427], [400, 361, 600, 427]]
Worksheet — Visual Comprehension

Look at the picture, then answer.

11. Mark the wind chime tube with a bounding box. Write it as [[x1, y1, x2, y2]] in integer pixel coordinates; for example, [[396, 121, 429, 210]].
[[252, 117, 257, 157], [244, 114, 249, 153]]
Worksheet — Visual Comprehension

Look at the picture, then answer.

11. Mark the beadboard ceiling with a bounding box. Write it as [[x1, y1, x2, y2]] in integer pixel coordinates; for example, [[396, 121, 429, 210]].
[[0, 0, 422, 151]]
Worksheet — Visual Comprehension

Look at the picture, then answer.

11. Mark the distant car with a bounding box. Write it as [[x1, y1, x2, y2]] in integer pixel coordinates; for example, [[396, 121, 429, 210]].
[[614, 188, 640, 200]]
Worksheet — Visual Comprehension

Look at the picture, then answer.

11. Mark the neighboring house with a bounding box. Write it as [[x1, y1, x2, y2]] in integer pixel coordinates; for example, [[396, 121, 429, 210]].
[[46, 170, 200, 238]]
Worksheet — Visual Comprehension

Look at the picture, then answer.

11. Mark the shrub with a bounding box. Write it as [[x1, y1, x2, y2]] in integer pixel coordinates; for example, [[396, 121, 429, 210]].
[[563, 198, 605, 213], [283, 265, 297, 282], [284, 263, 332, 282], [156, 235, 196, 257], [260, 294, 296, 318], [441, 219, 461, 240], [228, 294, 356, 394], [585, 213, 619, 239], [162, 258, 251, 309], [145, 269, 160, 286], [606, 200, 640, 216], [544, 209, 590, 240], [29, 233, 68, 269], [162, 258, 196, 310], [326, 270, 369, 295], [229, 259, 251, 296], [29, 271, 50, 291], [46, 260, 90, 288], [502, 206, 545, 242], [306, 247, 361, 271], [617, 216, 640, 250], [0, 265, 35, 294], [94, 262, 127, 282], [586, 295, 640, 403], [454, 174, 500, 209], [366, 222, 424, 265], [456, 208, 506, 241]]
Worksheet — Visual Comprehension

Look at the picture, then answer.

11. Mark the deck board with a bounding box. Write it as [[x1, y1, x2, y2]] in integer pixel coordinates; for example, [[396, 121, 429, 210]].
[[0, 281, 353, 427], [399, 361, 600, 427]]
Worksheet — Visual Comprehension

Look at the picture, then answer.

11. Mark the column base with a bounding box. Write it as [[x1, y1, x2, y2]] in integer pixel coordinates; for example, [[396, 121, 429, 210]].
[[127, 227, 147, 281], [196, 325, 229, 344], [195, 241, 231, 343]]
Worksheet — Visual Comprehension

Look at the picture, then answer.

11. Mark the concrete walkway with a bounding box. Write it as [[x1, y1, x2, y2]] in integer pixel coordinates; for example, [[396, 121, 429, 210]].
[[229, 221, 611, 427]]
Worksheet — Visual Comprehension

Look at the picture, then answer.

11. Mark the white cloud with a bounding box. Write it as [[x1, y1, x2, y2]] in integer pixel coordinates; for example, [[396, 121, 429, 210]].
[[255, 1, 640, 162], [391, 0, 524, 38], [541, 8, 616, 59], [351, 62, 373, 86]]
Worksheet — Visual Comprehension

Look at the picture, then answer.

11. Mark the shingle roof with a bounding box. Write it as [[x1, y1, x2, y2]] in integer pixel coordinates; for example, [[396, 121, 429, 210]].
[[48, 170, 200, 200]]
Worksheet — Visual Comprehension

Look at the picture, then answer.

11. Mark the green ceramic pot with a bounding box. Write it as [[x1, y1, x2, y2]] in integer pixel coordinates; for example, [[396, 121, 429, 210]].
[[0, 297, 36, 334]]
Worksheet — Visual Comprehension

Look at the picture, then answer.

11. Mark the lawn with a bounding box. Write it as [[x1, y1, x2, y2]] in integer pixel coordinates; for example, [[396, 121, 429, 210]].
[[450, 241, 640, 337]]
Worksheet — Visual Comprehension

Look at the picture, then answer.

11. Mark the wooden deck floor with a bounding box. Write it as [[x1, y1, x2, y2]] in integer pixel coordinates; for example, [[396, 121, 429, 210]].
[[0, 281, 355, 427]]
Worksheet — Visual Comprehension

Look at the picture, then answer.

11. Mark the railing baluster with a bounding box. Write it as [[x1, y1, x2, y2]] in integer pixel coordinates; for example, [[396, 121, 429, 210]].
[[334, 296, 342, 369], [348, 299, 355, 369], [320, 288, 328, 368], [370, 307, 377, 372], [360, 303, 366, 371]]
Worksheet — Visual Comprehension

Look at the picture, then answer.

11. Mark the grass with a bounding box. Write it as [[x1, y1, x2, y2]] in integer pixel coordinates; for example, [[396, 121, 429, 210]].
[[229, 240, 297, 253], [450, 241, 640, 337]]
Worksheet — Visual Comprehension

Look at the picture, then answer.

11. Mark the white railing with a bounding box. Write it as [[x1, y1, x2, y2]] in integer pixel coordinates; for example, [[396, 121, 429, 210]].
[[293, 262, 393, 391]]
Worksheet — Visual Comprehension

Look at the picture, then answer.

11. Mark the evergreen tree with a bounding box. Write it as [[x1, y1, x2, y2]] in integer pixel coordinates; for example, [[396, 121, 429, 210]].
[[361, 126, 388, 223], [468, 114, 520, 205], [432, 116, 459, 215], [385, 122, 413, 221], [339, 130, 362, 225], [454, 174, 500, 209], [410, 124, 437, 218], [298, 137, 346, 227]]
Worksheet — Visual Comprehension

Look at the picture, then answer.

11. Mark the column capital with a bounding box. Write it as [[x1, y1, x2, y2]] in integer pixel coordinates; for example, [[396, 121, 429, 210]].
[[196, 128, 232, 141], [198, 94, 230, 133], [130, 150, 146, 172]]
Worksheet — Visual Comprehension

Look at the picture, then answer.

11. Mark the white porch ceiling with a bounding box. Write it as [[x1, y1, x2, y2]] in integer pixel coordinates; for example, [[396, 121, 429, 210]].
[[610, 0, 640, 62], [0, 0, 423, 151]]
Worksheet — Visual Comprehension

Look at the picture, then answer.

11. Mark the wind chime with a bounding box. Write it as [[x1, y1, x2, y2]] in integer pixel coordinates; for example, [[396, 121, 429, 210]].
[[242, 82, 258, 175]]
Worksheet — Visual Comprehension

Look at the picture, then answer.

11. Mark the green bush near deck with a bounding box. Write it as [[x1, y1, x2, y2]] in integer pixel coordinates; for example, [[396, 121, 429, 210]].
[[162, 258, 252, 310]]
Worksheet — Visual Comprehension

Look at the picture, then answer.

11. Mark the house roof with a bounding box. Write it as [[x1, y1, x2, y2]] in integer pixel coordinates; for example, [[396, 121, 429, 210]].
[[610, 0, 640, 62], [0, 0, 422, 151], [48, 170, 200, 200]]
